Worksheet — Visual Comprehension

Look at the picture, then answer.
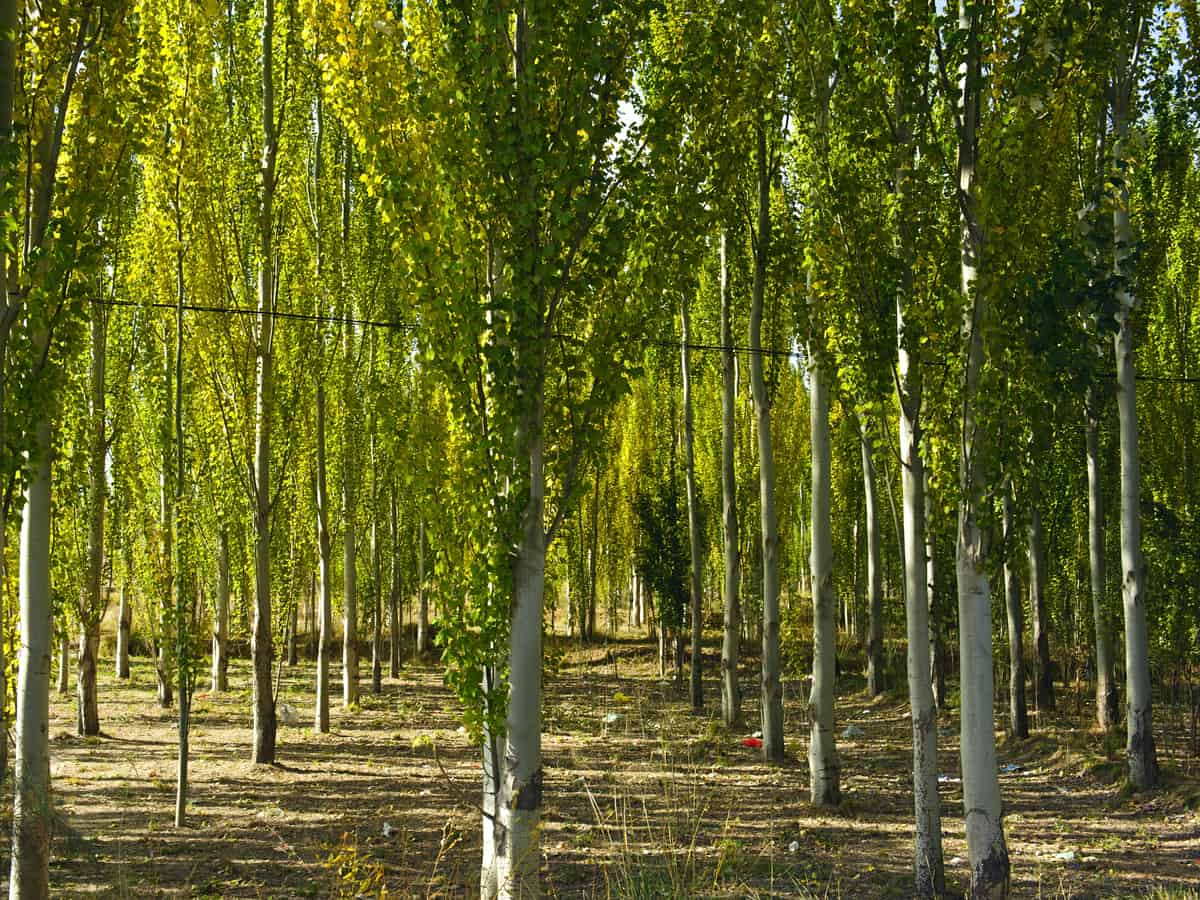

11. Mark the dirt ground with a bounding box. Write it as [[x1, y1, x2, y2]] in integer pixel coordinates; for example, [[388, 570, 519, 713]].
[[2, 635, 1198, 898]]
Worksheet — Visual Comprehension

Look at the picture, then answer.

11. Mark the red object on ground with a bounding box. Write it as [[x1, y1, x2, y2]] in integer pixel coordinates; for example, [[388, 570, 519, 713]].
[[741, 737, 763, 749]]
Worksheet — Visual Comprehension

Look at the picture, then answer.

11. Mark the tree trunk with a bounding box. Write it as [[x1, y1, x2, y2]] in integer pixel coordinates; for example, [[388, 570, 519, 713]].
[[76, 621, 100, 736], [416, 518, 428, 654], [251, 0, 278, 765], [315, 383, 334, 732], [116, 582, 132, 680], [897, 280, 945, 897], [719, 229, 741, 728], [389, 483, 401, 678], [484, 403, 547, 899], [11, 419, 54, 899], [925, 469, 946, 710], [78, 302, 106, 736], [1003, 480, 1028, 739], [371, 480, 382, 694], [808, 332, 840, 803], [749, 125, 784, 764], [862, 428, 884, 697], [955, 3, 1010, 890], [1111, 82, 1158, 791], [213, 529, 230, 692], [58, 632, 70, 696], [1028, 496, 1053, 711], [682, 293, 703, 712], [1086, 387, 1118, 730]]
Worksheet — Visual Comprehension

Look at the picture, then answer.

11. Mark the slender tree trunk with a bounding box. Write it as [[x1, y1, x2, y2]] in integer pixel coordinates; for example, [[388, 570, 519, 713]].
[[1086, 387, 1118, 730], [681, 293, 703, 712], [808, 323, 840, 803], [173, 186, 192, 827], [58, 633, 70, 696], [719, 229, 741, 728], [807, 76, 840, 802], [116, 582, 131, 679], [925, 468, 946, 709], [1112, 80, 1157, 791], [898, 281, 945, 896], [749, 126, 784, 764], [1003, 480, 1028, 739], [251, 0, 278, 764], [157, 325, 174, 710], [416, 518, 428, 654], [78, 304, 106, 736], [1027, 488, 1053, 711], [487, 403, 547, 899], [213, 530, 229, 692], [389, 483, 401, 678], [0, 0, 13, 801], [315, 383, 333, 732], [11, 419, 53, 900], [371, 455, 382, 694], [955, 3, 1010, 891], [862, 428, 884, 697]]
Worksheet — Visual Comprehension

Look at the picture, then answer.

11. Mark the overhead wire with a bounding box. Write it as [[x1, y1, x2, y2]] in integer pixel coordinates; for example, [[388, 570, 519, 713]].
[[85, 295, 1200, 385]]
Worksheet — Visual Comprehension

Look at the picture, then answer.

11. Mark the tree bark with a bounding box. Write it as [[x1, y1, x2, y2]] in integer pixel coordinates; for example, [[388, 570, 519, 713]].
[[808, 330, 840, 803], [955, 2, 1010, 891], [78, 303, 106, 736], [251, 0, 278, 765], [389, 483, 401, 678], [749, 125, 784, 764], [11, 419, 54, 900], [1028, 493, 1053, 711], [862, 428, 884, 697], [416, 518, 428, 654], [898, 304, 945, 897], [1085, 387, 1118, 730], [1003, 480, 1028, 739], [681, 293, 703, 712], [58, 632, 70, 696], [719, 229, 741, 728], [315, 383, 333, 732], [213, 529, 230, 692], [1112, 80, 1157, 791], [116, 582, 132, 680]]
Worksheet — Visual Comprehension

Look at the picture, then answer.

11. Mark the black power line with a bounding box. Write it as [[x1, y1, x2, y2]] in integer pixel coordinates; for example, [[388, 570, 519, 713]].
[[88, 296, 1200, 385]]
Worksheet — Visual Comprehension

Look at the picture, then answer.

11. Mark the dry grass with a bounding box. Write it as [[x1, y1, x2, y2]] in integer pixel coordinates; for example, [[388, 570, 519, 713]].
[[0, 633, 1197, 898]]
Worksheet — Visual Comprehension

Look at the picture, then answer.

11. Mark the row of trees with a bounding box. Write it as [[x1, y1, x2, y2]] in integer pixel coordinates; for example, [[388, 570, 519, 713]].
[[1, 1, 1197, 899]]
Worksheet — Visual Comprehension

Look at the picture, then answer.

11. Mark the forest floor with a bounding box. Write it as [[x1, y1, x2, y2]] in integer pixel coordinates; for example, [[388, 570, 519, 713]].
[[2, 634, 1199, 898]]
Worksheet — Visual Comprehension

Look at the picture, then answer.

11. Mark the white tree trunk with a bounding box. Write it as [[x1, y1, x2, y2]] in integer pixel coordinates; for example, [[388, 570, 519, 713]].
[[485, 399, 546, 900], [749, 127, 783, 763], [897, 329, 944, 897], [1027, 497, 1053, 710], [861, 428, 883, 697], [213, 530, 230, 692], [808, 347, 840, 804], [1085, 389, 1117, 729], [315, 382, 333, 731], [78, 304, 106, 736], [389, 484, 401, 678], [681, 293, 703, 712], [955, 2, 1009, 891], [719, 229, 741, 728], [1112, 85, 1158, 791], [1003, 480, 1028, 738], [251, 0, 277, 764], [416, 518, 428, 654], [11, 419, 53, 900]]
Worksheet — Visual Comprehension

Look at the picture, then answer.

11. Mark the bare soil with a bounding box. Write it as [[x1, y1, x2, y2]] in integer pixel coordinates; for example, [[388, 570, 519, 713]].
[[2, 635, 1198, 898]]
